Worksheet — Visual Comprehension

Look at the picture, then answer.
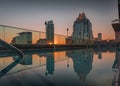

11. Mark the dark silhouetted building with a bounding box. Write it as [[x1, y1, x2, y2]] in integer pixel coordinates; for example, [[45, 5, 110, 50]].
[[11, 32, 32, 44]]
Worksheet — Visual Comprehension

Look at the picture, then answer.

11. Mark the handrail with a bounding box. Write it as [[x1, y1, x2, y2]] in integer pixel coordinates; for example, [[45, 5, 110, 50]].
[[0, 39, 24, 57], [0, 39, 24, 78], [0, 39, 56, 86]]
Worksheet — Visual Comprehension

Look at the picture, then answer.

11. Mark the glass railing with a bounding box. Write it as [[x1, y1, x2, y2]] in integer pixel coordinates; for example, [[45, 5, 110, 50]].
[[0, 51, 67, 75], [0, 25, 66, 45], [0, 25, 94, 46]]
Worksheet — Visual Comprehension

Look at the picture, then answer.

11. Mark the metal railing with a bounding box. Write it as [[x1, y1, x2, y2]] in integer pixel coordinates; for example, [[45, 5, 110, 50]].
[[0, 39, 24, 78]]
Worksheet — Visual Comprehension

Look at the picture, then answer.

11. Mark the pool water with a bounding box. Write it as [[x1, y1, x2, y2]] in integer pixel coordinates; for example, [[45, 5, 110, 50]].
[[0, 48, 117, 86]]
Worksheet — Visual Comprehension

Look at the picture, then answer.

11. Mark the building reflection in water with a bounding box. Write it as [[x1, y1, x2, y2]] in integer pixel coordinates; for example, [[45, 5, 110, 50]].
[[37, 53, 55, 76], [13, 54, 32, 65], [45, 53, 54, 76], [94, 48, 103, 59], [0, 48, 116, 86], [98, 51, 102, 59], [38, 49, 93, 80], [66, 49, 93, 82], [112, 50, 120, 69], [112, 50, 120, 86], [0, 49, 98, 79]]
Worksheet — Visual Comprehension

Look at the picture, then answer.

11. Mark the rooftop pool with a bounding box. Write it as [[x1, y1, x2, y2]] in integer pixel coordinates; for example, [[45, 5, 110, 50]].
[[0, 48, 117, 86]]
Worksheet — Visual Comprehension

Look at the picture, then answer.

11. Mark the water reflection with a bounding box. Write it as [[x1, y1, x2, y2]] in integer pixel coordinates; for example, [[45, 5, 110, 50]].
[[13, 54, 32, 65], [37, 53, 55, 76], [66, 49, 93, 82], [112, 49, 120, 86], [0, 55, 23, 78], [112, 50, 120, 69], [46, 53, 54, 76], [98, 51, 102, 59], [0, 48, 116, 86]]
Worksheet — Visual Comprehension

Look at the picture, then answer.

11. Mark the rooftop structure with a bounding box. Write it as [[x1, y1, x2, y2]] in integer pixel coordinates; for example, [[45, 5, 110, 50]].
[[112, 0, 120, 43], [11, 32, 32, 44]]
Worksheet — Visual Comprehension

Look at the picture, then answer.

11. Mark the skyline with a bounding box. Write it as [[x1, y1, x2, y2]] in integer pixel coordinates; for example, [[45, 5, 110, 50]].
[[0, 0, 118, 40]]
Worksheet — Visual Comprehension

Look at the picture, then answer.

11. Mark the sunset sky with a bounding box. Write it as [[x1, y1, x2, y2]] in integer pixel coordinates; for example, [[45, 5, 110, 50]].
[[0, 0, 118, 40]]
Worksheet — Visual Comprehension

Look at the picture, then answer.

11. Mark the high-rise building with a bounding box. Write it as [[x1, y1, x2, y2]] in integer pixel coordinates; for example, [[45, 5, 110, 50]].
[[11, 32, 32, 44], [71, 12, 93, 44], [45, 21, 54, 44], [37, 20, 54, 45], [98, 33, 102, 41], [112, 0, 120, 43]]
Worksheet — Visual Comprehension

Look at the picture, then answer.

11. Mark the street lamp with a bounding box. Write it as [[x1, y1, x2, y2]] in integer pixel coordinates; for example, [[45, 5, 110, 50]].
[[67, 28, 69, 38], [66, 28, 69, 45]]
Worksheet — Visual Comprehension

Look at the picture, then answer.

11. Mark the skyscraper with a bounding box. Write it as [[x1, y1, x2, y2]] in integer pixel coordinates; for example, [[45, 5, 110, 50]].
[[45, 21, 54, 44], [37, 20, 54, 45], [72, 12, 93, 44]]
